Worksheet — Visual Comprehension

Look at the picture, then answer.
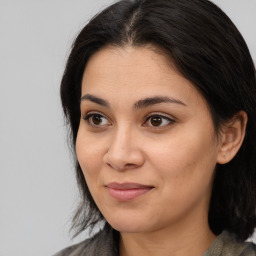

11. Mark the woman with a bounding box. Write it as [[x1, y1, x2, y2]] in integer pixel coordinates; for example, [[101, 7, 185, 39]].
[[54, 0, 256, 255]]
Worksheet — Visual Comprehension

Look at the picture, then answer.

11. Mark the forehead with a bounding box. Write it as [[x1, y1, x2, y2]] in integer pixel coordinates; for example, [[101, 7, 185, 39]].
[[81, 45, 206, 109], [82, 45, 176, 84]]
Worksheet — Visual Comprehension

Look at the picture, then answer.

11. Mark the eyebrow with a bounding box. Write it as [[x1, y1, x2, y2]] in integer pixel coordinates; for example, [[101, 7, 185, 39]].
[[80, 94, 186, 109], [133, 96, 186, 109], [80, 94, 110, 107]]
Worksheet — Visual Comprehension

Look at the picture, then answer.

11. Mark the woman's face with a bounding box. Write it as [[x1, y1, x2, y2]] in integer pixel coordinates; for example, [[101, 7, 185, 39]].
[[76, 46, 222, 234]]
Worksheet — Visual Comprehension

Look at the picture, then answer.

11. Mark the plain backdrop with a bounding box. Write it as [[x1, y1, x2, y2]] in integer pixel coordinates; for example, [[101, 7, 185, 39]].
[[0, 0, 255, 255]]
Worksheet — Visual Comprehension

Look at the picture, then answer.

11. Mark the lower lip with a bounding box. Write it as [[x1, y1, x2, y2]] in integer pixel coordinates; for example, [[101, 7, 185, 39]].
[[107, 187, 152, 201]]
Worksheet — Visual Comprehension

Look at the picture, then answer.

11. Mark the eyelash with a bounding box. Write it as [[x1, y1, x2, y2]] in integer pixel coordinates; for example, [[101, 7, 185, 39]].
[[143, 113, 175, 128], [82, 112, 175, 128]]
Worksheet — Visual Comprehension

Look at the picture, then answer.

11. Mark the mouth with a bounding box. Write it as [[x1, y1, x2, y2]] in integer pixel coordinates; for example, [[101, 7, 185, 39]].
[[105, 182, 154, 201]]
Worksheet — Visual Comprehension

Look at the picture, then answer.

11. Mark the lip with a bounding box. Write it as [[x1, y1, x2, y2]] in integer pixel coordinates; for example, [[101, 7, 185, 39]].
[[106, 182, 154, 201]]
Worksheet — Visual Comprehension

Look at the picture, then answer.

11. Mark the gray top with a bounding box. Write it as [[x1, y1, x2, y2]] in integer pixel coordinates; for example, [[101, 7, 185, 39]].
[[53, 225, 256, 256]]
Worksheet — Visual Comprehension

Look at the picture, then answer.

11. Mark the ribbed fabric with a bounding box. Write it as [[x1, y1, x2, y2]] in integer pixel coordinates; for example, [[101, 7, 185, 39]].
[[203, 231, 256, 256], [53, 225, 255, 256], [53, 224, 118, 256]]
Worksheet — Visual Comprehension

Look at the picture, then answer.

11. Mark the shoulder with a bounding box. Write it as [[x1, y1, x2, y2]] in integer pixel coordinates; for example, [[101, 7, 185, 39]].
[[52, 239, 87, 256], [52, 224, 119, 256], [203, 231, 256, 256]]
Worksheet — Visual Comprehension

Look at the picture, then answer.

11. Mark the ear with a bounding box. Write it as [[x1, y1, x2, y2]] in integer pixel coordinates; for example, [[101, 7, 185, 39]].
[[217, 111, 248, 164]]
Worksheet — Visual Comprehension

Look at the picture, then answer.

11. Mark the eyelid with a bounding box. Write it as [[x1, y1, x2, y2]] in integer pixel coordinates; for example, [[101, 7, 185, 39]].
[[82, 110, 108, 119], [144, 112, 175, 121]]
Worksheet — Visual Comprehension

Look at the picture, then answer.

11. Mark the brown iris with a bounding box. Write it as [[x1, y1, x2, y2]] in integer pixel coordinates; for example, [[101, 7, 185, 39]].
[[92, 115, 103, 125], [150, 116, 162, 126]]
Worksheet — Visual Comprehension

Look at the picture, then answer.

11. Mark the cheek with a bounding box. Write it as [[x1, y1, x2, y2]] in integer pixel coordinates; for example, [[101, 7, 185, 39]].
[[147, 135, 217, 220], [146, 128, 218, 189], [76, 128, 105, 179]]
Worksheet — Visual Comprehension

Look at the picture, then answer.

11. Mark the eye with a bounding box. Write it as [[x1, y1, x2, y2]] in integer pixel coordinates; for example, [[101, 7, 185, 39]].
[[82, 112, 111, 127], [143, 114, 175, 127]]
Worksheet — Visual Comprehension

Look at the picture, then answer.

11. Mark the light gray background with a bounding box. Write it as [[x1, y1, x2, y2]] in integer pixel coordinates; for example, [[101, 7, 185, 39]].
[[0, 1, 255, 255]]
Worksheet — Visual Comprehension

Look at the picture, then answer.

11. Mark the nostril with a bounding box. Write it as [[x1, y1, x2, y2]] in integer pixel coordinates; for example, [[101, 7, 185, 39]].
[[125, 163, 136, 167], [105, 161, 138, 171]]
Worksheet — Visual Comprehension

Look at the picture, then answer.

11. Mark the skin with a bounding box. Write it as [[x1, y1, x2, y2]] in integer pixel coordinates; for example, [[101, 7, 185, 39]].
[[76, 45, 247, 256]]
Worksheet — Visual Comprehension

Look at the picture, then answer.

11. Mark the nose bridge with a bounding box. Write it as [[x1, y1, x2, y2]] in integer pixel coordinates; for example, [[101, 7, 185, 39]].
[[113, 123, 133, 151], [104, 122, 144, 170]]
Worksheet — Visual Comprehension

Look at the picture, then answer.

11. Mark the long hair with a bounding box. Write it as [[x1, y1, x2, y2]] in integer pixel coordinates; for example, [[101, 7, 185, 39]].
[[60, 0, 256, 240]]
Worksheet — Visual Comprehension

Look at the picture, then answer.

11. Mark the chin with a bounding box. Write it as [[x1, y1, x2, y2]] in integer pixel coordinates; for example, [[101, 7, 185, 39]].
[[105, 213, 157, 234], [110, 222, 148, 233]]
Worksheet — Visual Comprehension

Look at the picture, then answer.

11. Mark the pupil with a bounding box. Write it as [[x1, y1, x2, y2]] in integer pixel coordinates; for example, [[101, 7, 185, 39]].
[[151, 117, 162, 126], [92, 115, 102, 125]]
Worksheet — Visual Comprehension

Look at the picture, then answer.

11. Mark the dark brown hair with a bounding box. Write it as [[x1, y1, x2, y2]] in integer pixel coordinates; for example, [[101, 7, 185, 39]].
[[60, 0, 256, 240]]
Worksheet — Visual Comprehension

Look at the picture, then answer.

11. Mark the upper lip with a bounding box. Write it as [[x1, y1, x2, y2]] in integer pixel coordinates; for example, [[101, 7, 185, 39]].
[[106, 182, 154, 190]]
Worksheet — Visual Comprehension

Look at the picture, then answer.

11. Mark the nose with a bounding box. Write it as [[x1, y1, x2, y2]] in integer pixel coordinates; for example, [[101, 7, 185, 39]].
[[103, 126, 145, 171]]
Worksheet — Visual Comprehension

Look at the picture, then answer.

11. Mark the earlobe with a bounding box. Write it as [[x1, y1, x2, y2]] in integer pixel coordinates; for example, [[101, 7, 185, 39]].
[[217, 111, 247, 164]]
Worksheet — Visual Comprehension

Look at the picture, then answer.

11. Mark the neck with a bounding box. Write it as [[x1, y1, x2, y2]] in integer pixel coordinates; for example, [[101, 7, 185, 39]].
[[119, 218, 216, 256]]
